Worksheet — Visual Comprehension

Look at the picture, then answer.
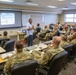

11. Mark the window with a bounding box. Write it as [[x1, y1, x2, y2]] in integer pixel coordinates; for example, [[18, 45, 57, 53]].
[[64, 14, 76, 22], [65, 14, 74, 22], [74, 14, 76, 22]]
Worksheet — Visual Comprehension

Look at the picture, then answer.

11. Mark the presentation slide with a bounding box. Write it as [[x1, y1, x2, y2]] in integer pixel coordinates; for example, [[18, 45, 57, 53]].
[[1, 13, 15, 25]]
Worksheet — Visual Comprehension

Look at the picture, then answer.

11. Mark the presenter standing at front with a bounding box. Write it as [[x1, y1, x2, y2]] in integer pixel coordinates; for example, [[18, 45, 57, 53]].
[[26, 18, 34, 46]]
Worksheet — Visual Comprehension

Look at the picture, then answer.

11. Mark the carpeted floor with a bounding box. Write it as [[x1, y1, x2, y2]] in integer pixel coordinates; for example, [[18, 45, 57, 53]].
[[59, 58, 76, 75], [34, 38, 76, 75]]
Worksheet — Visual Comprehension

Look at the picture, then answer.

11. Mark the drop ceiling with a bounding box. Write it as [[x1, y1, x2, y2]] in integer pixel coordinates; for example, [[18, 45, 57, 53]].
[[0, 0, 76, 14]]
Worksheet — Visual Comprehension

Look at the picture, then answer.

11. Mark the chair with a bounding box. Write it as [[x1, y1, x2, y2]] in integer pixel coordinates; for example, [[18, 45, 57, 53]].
[[3, 40, 15, 52], [39, 51, 68, 75], [69, 44, 76, 63], [11, 60, 38, 75], [0, 38, 10, 46], [36, 27, 41, 34], [71, 44, 76, 58], [64, 44, 73, 52]]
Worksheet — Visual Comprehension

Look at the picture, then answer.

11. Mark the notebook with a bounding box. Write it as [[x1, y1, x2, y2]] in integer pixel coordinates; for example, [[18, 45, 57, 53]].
[[26, 45, 37, 51]]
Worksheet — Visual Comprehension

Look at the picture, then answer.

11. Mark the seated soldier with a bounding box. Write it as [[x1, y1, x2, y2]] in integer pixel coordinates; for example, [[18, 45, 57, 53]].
[[41, 24, 59, 41], [4, 41, 32, 74], [63, 26, 70, 37], [59, 35, 68, 48], [33, 23, 41, 39], [32, 36, 64, 65], [37, 25, 48, 38], [34, 23, 41, 34], [1, 31, 10, 39], [68, 27, 76, 42], [69, 32, 76, 45]]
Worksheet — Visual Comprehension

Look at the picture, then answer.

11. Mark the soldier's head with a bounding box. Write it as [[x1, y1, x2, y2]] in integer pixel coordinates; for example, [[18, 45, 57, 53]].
[[52, 36, 61, 48], [3, 31, 8, 36], [61, 35, 67, 41], [29, 18, 32, 24], [16, 41, 24, 52], [72, 32, 76, 39], [45, 26, 47, 29], [71, 27, 76, 34]]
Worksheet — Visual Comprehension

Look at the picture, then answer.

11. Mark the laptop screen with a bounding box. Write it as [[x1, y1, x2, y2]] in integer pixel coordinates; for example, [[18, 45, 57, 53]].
[[22, 29, 26, 33]]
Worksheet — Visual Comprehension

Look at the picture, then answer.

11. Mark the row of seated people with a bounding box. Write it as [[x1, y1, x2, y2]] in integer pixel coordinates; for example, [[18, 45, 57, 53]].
[[0, 31, 10, 39], [2, 25, 76, 75], [0, 31, 16, 53], [37, 23, 76, 42], [3, 35, 70, 75], [0, 31, 11, 47]]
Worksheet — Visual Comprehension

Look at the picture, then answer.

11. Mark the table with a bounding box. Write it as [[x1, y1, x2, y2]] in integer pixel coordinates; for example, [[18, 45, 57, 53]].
[[0, 47, 6, 54], [17, 32, 26, 41]]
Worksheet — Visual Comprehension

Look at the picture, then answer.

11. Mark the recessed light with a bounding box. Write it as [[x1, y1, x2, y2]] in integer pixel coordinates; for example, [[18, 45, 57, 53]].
[[71, 2, 76, 5], [0, 0, 13, 2], [47, 6, 57, 8], [26, 3, 39, 6], [57, 0, 64, 1]]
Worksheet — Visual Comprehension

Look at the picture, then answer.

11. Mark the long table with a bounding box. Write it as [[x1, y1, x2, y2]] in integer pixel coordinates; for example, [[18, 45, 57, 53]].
[[0, 41, 52, 70], [0, 47, 6, 54]]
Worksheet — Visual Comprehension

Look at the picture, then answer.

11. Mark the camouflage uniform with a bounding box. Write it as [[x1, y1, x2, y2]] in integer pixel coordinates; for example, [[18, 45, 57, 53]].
[[0, 35, 10, 39], [64, 30, 70, 37], [32, 46, 64, 65], [67, 32, 76, 42], [69, 39, 76, 45], [59, 41, 68, 48], [4, 51, 32, 74], [43, 29, 58, 41], [37, 28, 48, 38]]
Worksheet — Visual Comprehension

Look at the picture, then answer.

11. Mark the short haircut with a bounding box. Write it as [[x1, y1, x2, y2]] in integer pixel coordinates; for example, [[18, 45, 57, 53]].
[[53, 36, 61, 45], [16, 41, 23, 52], [3, 31, 8, 36], [29, 18, 32, 21], [73, 32, 76, 39], [61, 35, 67, 41]]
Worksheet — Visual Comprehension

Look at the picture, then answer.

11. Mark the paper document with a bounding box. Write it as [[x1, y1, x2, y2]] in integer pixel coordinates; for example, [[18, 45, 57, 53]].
[[0, 54, 8, 59]]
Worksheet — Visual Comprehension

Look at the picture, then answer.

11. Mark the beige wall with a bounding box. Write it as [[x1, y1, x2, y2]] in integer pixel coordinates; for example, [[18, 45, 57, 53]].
[[59, 10, 76, 25], [0, 27, 26, 36]]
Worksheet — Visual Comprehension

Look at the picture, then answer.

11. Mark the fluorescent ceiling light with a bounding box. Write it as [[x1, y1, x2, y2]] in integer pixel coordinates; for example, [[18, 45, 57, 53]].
[[0, 0, 13, 2], [71, 2, 76, 5], [47, 6, 57, 8], [61, 7, 69, 10], [57, 0, 64, 1], [26, 3, 39, 6]]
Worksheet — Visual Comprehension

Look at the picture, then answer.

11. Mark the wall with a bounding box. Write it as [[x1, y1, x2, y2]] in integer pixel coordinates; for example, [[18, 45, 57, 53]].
[[22, 12, 58, 27], [59, 10, 76, 25], [0, 12, 58, 36]]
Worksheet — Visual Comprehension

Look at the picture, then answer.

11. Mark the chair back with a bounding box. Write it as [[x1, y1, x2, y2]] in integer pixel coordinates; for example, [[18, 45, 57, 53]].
[[37, 27, 41, 33], [64, 44, 73, 52], [0, 38, 10, 46], [71, 44, 76, 57], [3, 40, 15, 52], [11, 60, 38, 75], [47, 51, 68, 75]]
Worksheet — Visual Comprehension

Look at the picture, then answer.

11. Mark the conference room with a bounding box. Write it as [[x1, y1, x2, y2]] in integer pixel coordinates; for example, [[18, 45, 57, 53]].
[[0, 0, 76, 75]]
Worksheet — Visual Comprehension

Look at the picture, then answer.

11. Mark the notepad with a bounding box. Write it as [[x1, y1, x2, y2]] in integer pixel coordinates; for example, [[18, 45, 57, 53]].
[[0, 52, 15, 60], [0, 57, 5, 63], [0, 54, 8, 59], [7, 52, 13, 57]]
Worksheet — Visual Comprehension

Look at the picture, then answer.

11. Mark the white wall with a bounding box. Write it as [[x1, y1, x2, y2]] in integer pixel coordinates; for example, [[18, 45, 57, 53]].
[[22, 12, 58, 27], [0, 12, 58, 36]]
